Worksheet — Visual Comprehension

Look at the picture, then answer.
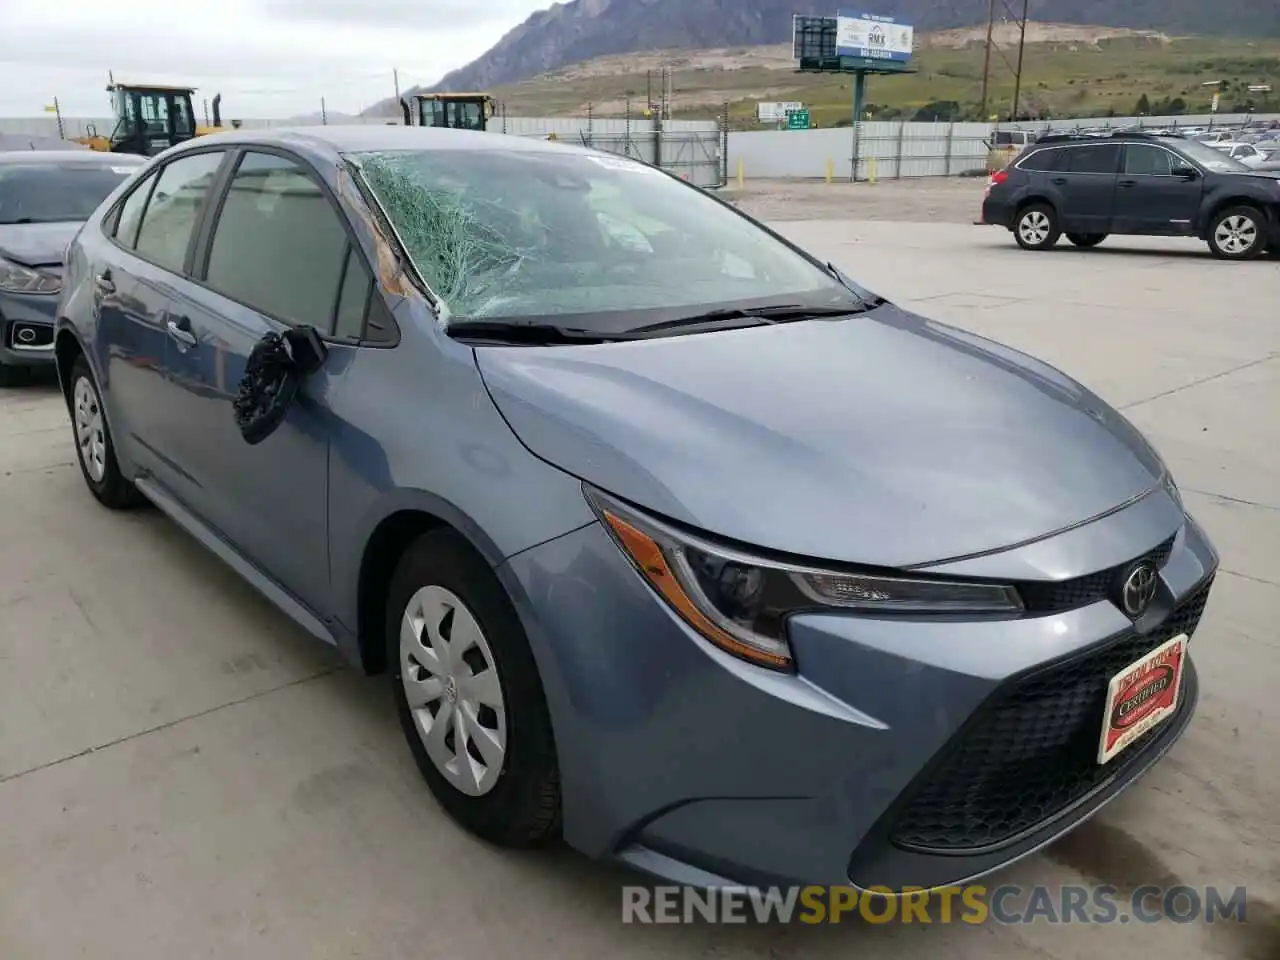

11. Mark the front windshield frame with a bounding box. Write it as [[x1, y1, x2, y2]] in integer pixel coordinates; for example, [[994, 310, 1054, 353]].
[[347, 147, 864, 333], [0, 161, 140, 224], [1171, 138, 1251, 173]]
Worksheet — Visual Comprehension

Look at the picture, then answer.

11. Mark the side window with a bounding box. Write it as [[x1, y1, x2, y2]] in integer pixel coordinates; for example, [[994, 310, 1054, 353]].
[[204, 151, 350, 331], [1019, 148, 1062, 172], [112, 171, 158, 249], [1067, 144, 1121, 174], [1124, 145, 1174, 176], [172, 97, 194, 138], [134, 151, 225, 271], [333, 245, 373, 340]]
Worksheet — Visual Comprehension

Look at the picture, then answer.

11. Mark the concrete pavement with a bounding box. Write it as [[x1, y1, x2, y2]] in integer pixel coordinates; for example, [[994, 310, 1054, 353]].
[[1, 221, 1277, 958]]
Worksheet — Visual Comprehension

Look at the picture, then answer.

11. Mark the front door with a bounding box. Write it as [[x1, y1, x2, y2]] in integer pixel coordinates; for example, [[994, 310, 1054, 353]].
[[1113, 144, 1203, 235], [1054, 143, 1121, 234], [156, 149, 370, 614]]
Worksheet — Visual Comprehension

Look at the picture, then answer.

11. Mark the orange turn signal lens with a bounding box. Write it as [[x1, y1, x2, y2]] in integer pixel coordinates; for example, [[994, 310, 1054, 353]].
[[598, 508, 792, 670]]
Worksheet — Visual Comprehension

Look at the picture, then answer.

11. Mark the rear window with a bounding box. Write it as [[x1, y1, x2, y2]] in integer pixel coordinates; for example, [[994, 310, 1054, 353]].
[[0, 161, 141, 224]]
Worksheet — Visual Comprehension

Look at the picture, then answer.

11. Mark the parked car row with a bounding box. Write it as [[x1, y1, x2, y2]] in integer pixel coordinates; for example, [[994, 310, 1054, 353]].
[[0, 124, 1221, 893], [0, 151, 147, 383], [982, 131, 1280, 259]]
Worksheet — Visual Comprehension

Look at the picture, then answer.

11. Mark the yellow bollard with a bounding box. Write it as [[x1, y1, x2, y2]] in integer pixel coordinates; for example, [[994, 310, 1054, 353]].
[[868, 157, 877, 184], [826, 157, 833, 184], [737, 159, 745, 188]]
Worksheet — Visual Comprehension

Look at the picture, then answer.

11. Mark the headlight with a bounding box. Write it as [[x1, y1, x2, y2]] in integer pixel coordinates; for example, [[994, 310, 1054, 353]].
[[585, 487, 1023, 671], [0, 257, 60, 295]]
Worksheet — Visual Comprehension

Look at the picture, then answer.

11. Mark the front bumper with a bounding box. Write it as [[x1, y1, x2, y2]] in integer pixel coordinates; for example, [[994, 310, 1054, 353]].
[[499, 499, 1218, 892], [0, 291, 57, 368]]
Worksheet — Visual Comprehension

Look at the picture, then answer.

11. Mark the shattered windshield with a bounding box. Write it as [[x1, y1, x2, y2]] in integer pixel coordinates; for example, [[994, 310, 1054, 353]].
[[350, 148, 852, 326]]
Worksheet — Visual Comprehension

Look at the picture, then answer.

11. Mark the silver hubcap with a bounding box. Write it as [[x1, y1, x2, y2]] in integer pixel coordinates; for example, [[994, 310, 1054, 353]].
[[1215, 215, 1257, 255], [73, 376, 107, 483], [1018, 211, 1050, 245], [400, 585, 507, 797]]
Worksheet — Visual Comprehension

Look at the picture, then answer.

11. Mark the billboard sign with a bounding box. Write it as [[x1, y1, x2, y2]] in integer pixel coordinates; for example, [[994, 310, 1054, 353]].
[[758, 100, 803, 121], [836, 10, 913, 62]]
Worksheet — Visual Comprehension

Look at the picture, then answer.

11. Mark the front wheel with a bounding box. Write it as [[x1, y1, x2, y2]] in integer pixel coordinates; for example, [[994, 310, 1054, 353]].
[[1014, 204, 1061, 250], [1207, 206, 1265, 260], [387, 529, 560, 848], [1067, 233, 1107, 248]]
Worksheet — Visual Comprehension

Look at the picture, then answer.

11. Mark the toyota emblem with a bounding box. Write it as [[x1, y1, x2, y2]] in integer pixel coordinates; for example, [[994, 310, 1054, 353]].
[[1119, 562, 1159, 618]]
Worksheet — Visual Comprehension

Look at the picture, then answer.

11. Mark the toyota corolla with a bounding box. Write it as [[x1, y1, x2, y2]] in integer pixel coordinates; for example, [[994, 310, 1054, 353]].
[[54, 127, 1217, 891]]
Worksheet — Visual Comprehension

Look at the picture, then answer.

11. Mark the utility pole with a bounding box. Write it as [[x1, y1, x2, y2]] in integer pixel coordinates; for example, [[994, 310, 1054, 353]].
[[321, 96, 328, 124], [979, 0, 996, 120], [203, 98, 210, 126], [393, 68, 401, 103], [1011, 0, 1030, 121]]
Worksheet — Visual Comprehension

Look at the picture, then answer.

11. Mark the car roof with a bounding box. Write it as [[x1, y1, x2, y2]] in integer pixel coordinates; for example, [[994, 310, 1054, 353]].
[[174, 124, 598, 160], [0, 149, 147, 166]]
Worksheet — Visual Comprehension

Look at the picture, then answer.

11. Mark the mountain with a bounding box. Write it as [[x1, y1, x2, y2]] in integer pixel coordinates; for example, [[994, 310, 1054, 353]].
[[364, 0, 1275, 114]]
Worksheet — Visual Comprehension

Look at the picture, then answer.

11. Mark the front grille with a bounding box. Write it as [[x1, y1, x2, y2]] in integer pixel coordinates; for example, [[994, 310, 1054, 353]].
[[1018, 536, 1175, 614], [889, 577, 1212, 853]]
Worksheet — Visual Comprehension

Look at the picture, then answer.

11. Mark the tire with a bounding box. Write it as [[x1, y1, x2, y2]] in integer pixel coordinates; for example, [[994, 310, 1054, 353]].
[[1207, 205, 1265, 260], [387, 528, 560, 847], [1067, 233, 1107, 248], [1014, 204, 1061, 250], [68, 356, 147, 509]]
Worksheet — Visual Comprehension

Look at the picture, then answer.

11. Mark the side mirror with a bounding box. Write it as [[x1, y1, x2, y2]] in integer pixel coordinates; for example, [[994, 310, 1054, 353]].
[[233, 326, 328, 445], [1171, 165, 1199, 179]]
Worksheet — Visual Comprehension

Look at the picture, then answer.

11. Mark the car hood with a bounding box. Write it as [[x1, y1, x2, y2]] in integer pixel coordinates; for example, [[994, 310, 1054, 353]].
[[0, 221, 82, 268], [476, 306, 1166, 568]]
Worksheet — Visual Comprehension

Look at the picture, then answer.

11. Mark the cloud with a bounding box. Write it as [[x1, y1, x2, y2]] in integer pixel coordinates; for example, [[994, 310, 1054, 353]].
[[0, 0, 546, 117], [259, 0, 537, 26]]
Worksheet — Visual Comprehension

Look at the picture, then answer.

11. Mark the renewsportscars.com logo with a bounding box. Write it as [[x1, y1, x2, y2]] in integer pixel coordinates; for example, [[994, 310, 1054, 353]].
[[621, 884, 1251, 925]]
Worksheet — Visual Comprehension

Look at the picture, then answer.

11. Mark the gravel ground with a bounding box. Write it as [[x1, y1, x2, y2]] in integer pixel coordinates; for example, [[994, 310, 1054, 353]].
[[723, 176, 989, 224]]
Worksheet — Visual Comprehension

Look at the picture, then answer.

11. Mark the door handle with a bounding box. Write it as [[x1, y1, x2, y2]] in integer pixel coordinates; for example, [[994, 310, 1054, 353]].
[[166, 317, 197, 348], [1051, 177, 1067, 185], [1119, 179, 1137, 187], [93, 272, 115, 295]]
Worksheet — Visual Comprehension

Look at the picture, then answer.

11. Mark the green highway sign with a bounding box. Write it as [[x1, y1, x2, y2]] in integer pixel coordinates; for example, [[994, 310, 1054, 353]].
[[787, 109, 811, 129]]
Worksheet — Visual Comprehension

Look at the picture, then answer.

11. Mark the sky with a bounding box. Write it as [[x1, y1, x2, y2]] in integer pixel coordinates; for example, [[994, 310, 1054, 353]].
[[0, 0, 548, 119]]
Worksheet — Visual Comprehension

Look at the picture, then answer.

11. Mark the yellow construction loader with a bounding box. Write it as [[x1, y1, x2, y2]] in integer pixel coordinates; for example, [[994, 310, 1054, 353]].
[[400, 93, 496, 132], [74, 84, 231, 156]]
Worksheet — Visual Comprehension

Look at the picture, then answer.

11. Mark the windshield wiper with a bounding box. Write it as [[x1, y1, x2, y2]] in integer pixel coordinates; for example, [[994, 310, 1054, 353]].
[[446, 319, 633, 345], [626, 303, 862, 336]]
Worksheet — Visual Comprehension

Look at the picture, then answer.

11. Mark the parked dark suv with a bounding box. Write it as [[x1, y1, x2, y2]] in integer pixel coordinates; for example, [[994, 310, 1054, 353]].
[[981, 133, 1280, 260]]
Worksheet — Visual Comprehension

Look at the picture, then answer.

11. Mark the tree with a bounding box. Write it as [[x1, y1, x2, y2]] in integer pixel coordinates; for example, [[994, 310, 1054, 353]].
[[1134, 93, 1151, 115]]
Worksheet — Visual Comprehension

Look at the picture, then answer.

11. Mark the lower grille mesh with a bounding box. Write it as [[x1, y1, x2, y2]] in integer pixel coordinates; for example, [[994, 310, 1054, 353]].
[[889, 578, 1212, 852]]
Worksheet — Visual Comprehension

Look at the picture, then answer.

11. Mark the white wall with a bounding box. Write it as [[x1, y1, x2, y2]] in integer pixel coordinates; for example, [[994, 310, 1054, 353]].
[[729, 121, 993, 180]]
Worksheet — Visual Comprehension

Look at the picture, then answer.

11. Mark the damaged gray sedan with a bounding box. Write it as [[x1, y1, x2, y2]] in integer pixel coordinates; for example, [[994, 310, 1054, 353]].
[[56, 126, 1217, 891]]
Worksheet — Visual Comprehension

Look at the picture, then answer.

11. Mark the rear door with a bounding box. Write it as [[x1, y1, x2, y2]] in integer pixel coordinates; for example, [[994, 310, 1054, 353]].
[[89, 150, 228, 479], [1055, 143, 1121, 234], [1113, 144, 1202, 235], [156, 148, 388, 612]]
